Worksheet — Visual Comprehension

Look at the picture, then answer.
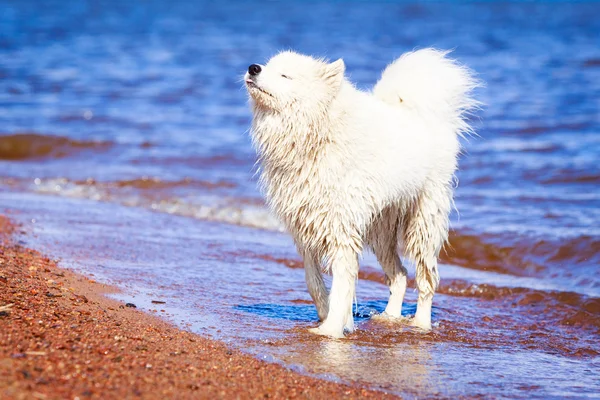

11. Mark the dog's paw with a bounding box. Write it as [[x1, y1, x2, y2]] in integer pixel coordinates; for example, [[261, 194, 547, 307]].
[[344, 315, 355, 333], [308, 325, 345, 339], [410, 317, 432, 331], [344, 322, 355, 334]]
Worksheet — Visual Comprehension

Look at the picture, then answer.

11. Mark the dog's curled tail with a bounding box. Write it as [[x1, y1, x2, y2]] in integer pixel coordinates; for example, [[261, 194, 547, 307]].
[[373, 48, 482, 137]]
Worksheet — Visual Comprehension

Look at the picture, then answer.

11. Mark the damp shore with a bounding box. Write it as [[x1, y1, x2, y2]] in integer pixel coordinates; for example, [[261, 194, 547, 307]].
[[0, 215, 393, 399]]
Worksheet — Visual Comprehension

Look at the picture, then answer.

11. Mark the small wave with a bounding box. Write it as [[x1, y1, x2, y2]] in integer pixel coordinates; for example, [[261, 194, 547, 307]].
[[82, 177, 237, 191], [132, 154, 254, 169], [443, 231, 600, 282], [249, 231, 600, 298], [507, 122, 590, 136], [0, 133, 112, 160], [471, 138, 563, 153], [27, 177, 282, 231], [541, 171, 600, 185], [583, 58, 600, 68]]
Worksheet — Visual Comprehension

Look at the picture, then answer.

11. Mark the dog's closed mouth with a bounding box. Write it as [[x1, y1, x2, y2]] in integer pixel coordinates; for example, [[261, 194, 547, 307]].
[[246, 80, 273, 97]]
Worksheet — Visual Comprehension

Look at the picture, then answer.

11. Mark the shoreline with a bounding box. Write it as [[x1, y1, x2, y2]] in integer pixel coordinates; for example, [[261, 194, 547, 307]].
[[0, 215, 394, 399]]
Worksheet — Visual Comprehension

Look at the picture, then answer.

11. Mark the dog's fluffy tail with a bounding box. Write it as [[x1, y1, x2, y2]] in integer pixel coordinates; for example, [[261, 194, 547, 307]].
[[373, 48, 481, 137]]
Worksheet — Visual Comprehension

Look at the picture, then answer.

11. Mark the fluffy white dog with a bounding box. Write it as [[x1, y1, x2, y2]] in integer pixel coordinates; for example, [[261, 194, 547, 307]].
[[245, 49, 479, 338]]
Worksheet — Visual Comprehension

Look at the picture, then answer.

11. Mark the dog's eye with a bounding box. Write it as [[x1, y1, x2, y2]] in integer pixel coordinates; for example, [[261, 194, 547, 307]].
[[281, 74, 292, 79]]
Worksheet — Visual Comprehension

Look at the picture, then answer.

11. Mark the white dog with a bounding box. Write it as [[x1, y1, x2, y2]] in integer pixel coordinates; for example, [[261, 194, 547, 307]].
[[245, 49, 479, 338]]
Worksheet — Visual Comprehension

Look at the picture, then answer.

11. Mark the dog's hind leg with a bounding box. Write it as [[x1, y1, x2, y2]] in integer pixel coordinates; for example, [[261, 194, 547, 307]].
[[310, 246, 359, 338], [303, 251, 329, 321], [402, 184, 452, 330], [370, 210, 408, 319]]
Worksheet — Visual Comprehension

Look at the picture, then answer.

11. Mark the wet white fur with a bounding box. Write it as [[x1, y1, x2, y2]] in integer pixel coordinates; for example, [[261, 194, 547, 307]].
[[245, 49, 480, 338]]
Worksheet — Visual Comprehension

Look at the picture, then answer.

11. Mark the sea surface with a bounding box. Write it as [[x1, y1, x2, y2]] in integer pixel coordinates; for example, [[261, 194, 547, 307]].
[[1, 1, 599, 398]]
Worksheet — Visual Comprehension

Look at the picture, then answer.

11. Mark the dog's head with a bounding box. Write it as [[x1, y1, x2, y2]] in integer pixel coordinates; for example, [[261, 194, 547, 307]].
[[244, 51, 345, 112]]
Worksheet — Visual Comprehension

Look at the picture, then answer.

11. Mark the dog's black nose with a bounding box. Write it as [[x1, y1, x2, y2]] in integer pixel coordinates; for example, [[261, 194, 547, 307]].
[[248, 64, 261, 76]]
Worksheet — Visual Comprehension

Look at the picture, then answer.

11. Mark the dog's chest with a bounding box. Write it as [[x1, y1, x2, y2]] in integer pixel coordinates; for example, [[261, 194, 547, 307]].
[[252, 114, 345, 230], [260, 148, 337, 225]]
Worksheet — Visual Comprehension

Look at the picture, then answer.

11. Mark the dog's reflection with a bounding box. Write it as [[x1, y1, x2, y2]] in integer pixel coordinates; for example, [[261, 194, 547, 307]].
[[279, 327, 442, 395]]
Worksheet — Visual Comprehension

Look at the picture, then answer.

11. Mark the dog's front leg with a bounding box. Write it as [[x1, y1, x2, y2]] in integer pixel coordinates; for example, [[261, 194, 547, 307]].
[[309, 247, 358, 338], [303, 251, 329, 321]]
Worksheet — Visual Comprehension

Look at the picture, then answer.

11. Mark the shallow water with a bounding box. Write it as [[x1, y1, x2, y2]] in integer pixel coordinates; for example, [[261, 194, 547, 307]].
[[1, 0, 599, 397]]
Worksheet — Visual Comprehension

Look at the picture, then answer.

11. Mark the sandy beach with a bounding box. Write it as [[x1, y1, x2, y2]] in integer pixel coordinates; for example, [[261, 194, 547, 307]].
[[0, 215, 394, 399]]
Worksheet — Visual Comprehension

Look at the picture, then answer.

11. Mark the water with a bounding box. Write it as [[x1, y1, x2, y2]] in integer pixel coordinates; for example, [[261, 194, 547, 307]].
[[1, 1, 599, 397]]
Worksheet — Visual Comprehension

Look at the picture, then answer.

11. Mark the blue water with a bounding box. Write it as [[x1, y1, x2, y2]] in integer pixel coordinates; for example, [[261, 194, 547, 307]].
[[1, 1, 599, 397]]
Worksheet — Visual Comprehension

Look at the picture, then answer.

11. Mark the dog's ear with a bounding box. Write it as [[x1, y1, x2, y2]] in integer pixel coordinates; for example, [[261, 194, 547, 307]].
[[322, 59, 345, 89]]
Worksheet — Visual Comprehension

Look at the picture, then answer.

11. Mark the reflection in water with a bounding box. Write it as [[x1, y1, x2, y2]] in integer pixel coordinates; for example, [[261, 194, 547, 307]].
[[284, 337, 438, 396]]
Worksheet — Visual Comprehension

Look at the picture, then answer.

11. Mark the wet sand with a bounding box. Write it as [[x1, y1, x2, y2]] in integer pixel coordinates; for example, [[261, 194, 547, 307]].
[[0, 215, 394, 400]]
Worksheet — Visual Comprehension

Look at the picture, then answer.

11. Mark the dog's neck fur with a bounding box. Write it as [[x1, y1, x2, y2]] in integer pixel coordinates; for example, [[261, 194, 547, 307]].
[[249, 86, 360, 258], [251, 95, 338, 171]]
